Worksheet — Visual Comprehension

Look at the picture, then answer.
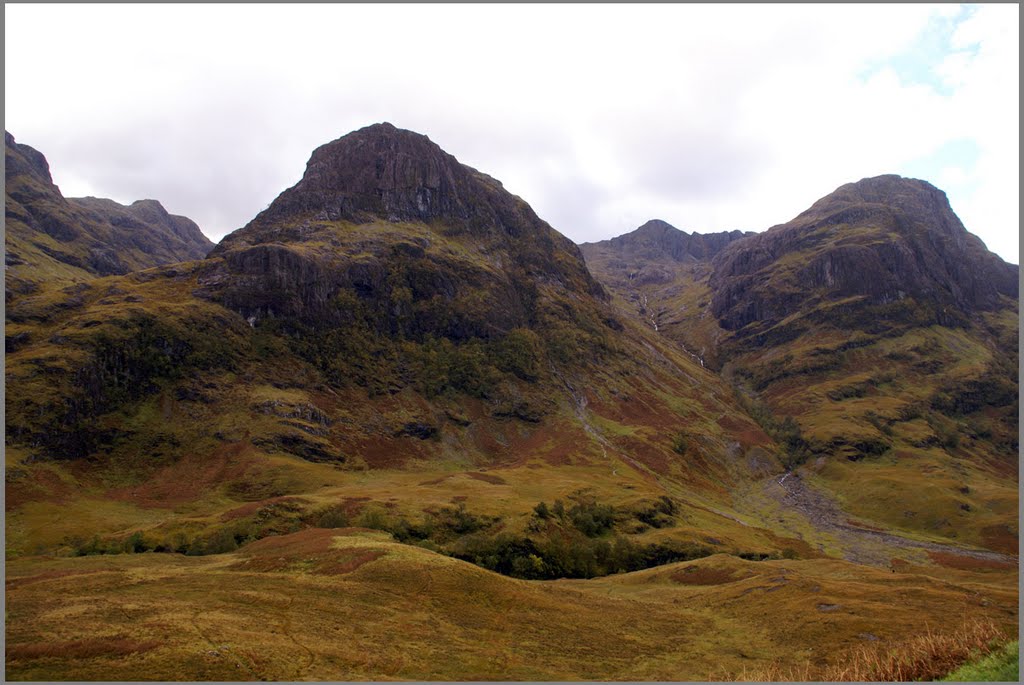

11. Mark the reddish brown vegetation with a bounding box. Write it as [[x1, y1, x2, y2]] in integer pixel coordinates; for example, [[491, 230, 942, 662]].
[[928, 551, 1017, 571], [106, 440, 255, 508], [741, 619, 1008, 682], [981, 524, 1019, 555], [6, 636, 161, 661], [717, 414, 773, 448], [669, 565, 750, 586], [5, 468, 74, 510], [465, 472, 507, 485], [230, 528, 386, 575]]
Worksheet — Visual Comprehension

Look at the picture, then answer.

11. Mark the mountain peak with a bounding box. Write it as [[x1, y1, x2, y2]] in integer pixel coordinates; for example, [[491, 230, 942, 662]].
[[248, 122, 493, 229], [634, 219, 682, 235], [5, 130, 56, 188], [798, 174, 969, 242], [585, 219, 752, 263], [710, 175, 1018, 332]]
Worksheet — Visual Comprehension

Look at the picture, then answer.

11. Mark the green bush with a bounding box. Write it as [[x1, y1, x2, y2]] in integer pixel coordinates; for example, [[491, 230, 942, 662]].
[[314, 506, 350, 529], [671, 432, 689, 456]]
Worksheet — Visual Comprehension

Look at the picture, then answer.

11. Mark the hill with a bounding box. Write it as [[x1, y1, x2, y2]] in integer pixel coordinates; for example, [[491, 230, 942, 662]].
[[5, 529, 1017, 681], [5, 131, 212, 302]]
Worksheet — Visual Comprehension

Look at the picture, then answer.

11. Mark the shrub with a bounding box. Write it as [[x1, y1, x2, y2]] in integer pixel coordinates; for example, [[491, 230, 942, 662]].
[[123, 531, 149, 553], [355, 504, 392, 531], [314, 506, 350, 529], [671, 432, 689, 455], [636, 496, 677, 528]]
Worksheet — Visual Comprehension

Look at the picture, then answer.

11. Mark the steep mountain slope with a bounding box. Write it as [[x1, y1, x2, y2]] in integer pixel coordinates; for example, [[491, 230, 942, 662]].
[[5, 133, 1017, 682], [714, 177, 1018, 554], [4, 131, 213, 301], [587, 176, 1018, 556], [581, 220, 752, 368], [710, 175, 1017, 337], [6, 123, 788, 568]]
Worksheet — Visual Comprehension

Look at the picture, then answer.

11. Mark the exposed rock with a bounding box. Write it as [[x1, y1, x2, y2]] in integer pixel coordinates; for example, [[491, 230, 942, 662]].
[[211, 122, 604, 300], [709, 175, 1018, 333], [205, 123, 606, 337]]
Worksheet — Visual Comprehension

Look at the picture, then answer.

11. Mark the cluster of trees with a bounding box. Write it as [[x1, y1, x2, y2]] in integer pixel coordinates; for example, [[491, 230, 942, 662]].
[[449, 531, 712, 580], [734, 390, 809, 469], [68, 492, 724, 580]]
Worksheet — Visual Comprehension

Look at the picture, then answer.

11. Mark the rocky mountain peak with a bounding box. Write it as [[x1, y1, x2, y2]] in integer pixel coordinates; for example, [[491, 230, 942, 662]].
[[245, 122, 507, 230], [797, 174, 973, 243], [5, 131, 60, 200], [206, 124, 606, 330], [586, 219, 752, 263], [709, 175, 1018, 333]]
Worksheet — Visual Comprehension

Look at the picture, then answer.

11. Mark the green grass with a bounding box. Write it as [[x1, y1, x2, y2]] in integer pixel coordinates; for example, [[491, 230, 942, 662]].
[[943, 641, 1019, 682]]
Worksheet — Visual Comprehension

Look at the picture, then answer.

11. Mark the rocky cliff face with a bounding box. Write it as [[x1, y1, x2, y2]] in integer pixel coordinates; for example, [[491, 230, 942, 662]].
[[709, 175, 1018, 333], [5, 131, 213, 299], [206, 123, 605, 334]]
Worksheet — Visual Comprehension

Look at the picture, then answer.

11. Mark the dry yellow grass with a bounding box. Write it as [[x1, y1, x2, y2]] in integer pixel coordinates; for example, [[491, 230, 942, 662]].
[[741, 618, 1009, 681], [5, 532, 1017, 681]]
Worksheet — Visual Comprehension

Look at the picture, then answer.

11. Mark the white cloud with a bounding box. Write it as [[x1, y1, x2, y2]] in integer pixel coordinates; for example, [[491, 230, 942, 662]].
[[4, 4, 1018, 263]]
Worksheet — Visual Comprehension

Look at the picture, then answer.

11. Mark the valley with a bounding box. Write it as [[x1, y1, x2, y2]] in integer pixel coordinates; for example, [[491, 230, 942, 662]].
[[5, 124, 1018, 681]]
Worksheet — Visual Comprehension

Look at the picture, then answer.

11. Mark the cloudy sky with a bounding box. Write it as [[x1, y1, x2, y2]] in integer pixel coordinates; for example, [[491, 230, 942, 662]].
[[5, 4, 1019, 263]]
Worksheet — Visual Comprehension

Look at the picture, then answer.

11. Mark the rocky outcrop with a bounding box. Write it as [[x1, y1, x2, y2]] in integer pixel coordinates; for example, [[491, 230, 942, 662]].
[[207, 123, 606, 332], [709, 175, 1018, 332]]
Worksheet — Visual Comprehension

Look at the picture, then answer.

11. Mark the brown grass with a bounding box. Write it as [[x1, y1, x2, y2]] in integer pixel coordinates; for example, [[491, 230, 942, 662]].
[[5, 569, 114, 590], [219, 495, 307, 522], [6, 636, 161, 661], [740, 618, 1007, 682], [465, 472, 507, 485], [669, 566, 750, 586], [928, 551, 1017, 571]]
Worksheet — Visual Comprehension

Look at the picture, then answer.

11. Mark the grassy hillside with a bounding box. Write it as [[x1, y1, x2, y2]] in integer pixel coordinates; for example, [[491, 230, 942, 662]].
[[5, 529, 1017, 681]]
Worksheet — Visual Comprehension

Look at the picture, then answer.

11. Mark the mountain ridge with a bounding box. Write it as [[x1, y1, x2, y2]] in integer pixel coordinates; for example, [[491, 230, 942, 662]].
[[4, 125, 1018, 682], [709, 174, 1018, 334], [4, 131, 213, 300]]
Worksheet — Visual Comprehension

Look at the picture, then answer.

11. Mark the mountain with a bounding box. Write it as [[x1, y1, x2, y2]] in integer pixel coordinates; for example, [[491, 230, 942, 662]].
[[5, 123, 787, 567], [581, 220, 752, 368], [5, 134, 1018, 681], [585, 175, 1018, 555], [710, 174, 1018, 338], [4, 131, 213, 301]]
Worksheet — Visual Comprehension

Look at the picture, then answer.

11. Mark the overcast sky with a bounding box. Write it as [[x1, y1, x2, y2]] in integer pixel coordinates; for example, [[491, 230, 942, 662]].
[[5, 4, 1019, 263]]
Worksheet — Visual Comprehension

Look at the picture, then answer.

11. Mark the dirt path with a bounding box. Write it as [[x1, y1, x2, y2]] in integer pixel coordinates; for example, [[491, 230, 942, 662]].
[[758, 472, 1017, 567]]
